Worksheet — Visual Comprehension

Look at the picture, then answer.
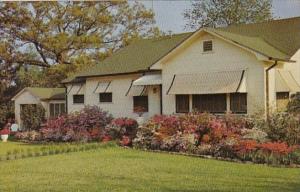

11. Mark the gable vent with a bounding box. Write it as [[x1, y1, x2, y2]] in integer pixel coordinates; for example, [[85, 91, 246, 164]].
[[203, 40, 213, 52]]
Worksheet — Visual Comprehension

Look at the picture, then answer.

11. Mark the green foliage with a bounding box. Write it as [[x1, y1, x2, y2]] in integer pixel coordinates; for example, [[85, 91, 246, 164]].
[[250, 112, 300, 145], [20, 104, 45, 131], [0, 102, 14, 128], [184, 0, 273, 29], [287, 93, 300, 114], [0, 1, 157, 86]]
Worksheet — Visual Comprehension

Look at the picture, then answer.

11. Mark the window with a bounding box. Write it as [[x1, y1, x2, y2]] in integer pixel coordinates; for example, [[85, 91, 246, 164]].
[[203, 40, 213, 52], [192, 94, 226, 113], [73, 94, 84, 104], [133, 96, 148, 112], [99, 93, 112, 103], [230, 93, 247, 114], [176, 95, 189, 113], [276, 92, 289, 110], [50, 103, 66, 118]]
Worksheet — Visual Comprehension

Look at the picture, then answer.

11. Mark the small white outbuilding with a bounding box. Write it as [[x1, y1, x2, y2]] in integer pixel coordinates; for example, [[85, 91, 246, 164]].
[[11, 87, 66, 128]]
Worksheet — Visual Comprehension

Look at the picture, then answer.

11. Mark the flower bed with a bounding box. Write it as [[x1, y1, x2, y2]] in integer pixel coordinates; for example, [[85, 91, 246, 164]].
[[39, 106, 113, 142], [133, 113, 300, 166], [105, 117, 138, 146]]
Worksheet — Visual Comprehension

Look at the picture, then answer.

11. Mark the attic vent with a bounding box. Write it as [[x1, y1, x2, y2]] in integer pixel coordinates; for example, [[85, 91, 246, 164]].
[[203, 40, 213, 52]]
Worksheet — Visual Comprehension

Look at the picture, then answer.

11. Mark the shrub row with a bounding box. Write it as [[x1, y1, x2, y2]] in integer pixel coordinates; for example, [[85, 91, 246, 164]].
[[133, 113, 300, 165], [0, 142, 116, 161], [12, 106, 300, 166]]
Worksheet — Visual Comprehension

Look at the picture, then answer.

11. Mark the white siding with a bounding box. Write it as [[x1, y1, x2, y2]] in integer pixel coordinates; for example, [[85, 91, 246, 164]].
[[13, 91, 43, 127], [160, 33, 266, 115], [67, 74, 161, 119], [66, 84, 86, 113], [268, 49, 300, 111]]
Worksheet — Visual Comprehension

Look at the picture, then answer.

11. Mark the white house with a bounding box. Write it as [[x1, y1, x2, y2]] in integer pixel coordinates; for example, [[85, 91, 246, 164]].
[[12, 87, 66, 127], [62, 17, 300, 119]]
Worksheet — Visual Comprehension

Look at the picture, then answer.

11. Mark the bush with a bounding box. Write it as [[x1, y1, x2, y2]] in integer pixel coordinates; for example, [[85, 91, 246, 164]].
[[0, 102, 14, 128], [105, 117, 138, 146], [287, 93, 300, 114], [41, 106, 113, 142], [15, 131, 41, 141], [20, 104, 45, 131], [133, 113, 300, 165], [252, 112, 300, 145], [133, 113, 244, 151]]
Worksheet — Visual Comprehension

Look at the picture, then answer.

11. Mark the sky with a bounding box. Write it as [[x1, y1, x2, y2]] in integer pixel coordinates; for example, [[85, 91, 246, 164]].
[[140, 0, 300, 33]]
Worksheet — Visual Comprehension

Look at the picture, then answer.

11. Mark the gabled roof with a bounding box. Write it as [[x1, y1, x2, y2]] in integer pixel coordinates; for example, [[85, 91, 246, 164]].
[[219, 17, 300, 57], [63, 17, 300, 83], [77, 33, 192, 78], [12, 87, 65, 101]]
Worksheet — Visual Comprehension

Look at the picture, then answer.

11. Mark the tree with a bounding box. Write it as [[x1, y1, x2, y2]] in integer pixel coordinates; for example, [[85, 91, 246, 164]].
[[184, 0, 273, 30], [0, 1, 159, 101]]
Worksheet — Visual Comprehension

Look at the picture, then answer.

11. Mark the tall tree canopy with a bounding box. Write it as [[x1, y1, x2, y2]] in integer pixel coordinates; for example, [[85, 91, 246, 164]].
[[184, 0, 273, 30], [0, 1, 158, 95]]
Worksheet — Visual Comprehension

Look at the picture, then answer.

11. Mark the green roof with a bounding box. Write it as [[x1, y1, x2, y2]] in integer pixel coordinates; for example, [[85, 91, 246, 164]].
[[212, 17, 300, 60], [64, 17, 300, 83], [75, 33, 192, 78], [25, 87, 65, 100]]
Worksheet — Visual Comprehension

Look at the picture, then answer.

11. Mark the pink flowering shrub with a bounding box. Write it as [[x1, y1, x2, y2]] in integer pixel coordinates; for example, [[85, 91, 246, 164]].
[[41, 106, 113, 142], [133, 113, 300, 165], [105, 117, 138, 146]]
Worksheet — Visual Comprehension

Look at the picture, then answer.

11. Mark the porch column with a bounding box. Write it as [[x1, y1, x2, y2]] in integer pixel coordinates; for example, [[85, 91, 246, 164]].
[[226, 93, 230, 113]]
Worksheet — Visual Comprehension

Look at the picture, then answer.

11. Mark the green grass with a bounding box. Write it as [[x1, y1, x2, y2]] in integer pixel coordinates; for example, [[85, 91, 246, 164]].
[[0, 141, 42, 155], [0, 142, 299, 192]]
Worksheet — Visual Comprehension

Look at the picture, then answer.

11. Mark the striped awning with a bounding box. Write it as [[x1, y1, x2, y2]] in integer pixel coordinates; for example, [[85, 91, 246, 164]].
[[275, 70, 300, 92], [167, 70, 246, 95], [67, 84, 85, 95], [126, 80, 147, 96], [133, 74, 162, 86], [93, 81, 111, 93]]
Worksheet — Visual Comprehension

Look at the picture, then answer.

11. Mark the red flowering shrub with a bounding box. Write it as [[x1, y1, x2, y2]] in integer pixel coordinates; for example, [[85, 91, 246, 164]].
[[235, 140, 258, 155], [102, 135, 112, 142], [41, 106, 113, 142], [202, 134, 210, 143], [134, 113, 245, 152], [121, 135, 131, 146], [259, 142, 296, 155], [0, 128, 10, 135], [133, 113, 300, 165], [105, 117, 138, 146]]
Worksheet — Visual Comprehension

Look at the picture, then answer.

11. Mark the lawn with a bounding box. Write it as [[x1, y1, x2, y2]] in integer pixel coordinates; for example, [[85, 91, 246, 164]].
[[0, 142, 299, 192], [0, 141, 43, 155]]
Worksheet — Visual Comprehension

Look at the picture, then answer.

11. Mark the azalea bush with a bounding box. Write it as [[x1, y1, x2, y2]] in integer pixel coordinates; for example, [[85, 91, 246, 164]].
[[40, 106, 113, 142], [133, 113, 300, 165], [14, 131, 41, 141], [105, 117, 138, 146]]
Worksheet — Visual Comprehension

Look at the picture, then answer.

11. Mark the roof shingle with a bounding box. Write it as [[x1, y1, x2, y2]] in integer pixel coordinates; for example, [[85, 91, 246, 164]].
[[63, 17, 300, 83]]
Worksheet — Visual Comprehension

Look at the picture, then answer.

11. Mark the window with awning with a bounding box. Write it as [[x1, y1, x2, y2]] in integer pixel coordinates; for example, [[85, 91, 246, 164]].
[[192, 94, 227, 113], [167, 70, 246, 95], [176, 95, 189, 113], [126, 80, 147, 96], [73, 95, 84, 104], [275, 70, 300, 93], [67, 84, 85, 95], [230, 93, 247, 114], [133, 74, 162, 86], [93, 81, 111, 93]]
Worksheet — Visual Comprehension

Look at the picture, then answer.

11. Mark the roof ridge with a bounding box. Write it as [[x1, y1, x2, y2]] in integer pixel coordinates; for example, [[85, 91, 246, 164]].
[[217, 16, 300, 30]]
